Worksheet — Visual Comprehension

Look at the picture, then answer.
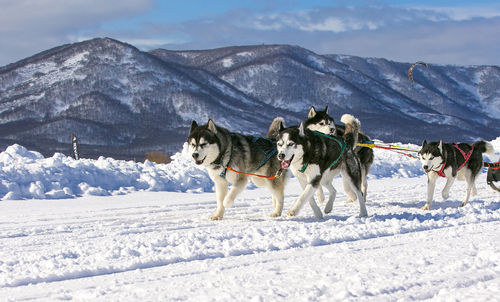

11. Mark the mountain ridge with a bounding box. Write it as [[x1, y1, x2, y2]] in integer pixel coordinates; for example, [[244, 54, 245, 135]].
[[1, 37, 498, 160]]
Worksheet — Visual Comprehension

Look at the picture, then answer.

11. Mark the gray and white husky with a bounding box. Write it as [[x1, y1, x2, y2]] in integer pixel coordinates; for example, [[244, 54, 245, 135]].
[[418, 140, 494, 210], [305, 106, 373, 203], [276, 119, 368, 219], [187, 119, 288, 220]]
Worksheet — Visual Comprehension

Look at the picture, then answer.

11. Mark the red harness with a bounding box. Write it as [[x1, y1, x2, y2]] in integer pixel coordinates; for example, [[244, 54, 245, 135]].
[[434, 161, 447, 177], [433, 143, 474, 178]]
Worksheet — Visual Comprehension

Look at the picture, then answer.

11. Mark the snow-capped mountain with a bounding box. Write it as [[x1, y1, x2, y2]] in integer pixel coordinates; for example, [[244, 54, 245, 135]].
[[0, 38, 498, 160]]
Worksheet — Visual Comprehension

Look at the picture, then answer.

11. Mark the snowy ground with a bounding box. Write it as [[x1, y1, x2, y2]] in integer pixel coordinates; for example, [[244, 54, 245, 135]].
[[0, 141, 499, 301]]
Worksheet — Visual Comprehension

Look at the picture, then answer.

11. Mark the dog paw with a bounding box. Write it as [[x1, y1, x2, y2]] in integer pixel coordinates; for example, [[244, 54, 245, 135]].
[[287, 209, 297, 217], [324, 208, 332, 214], [345, 199, 354, 203], [269, 212, 281, 218], [460, 202, 468, 207], [442, 192, 450, 200], [421, 204, 430, 211], [210, 215, 223, 220]]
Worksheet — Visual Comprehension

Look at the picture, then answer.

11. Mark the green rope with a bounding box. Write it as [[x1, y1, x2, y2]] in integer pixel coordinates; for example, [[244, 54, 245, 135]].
[[299, 131, 347, 173]]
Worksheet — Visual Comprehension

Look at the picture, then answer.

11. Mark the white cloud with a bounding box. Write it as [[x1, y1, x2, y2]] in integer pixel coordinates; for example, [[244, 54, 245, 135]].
[[0, 0, 153, 66], [1, 2, 500, 66], [411, 5, 500, 21]]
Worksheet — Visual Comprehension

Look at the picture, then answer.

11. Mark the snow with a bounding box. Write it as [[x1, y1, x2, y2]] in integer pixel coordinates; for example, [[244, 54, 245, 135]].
[[0, 139, 499, 301], [0, 144, 212, 200], [328, 85, 352, 96], [222, 58, 233, 68]]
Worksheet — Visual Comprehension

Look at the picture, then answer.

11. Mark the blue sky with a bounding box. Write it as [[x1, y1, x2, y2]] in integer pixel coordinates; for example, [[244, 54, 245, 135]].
[[1, 0, 500, 66]]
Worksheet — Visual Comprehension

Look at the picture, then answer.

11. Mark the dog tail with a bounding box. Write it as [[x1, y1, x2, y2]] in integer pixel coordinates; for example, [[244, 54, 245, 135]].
[[267, 117, 285, 138], [340, 114, 360, 149], [473, 141, 495, 154]]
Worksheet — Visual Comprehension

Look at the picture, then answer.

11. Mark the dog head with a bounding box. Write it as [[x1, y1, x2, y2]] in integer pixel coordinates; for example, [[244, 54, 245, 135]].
[[305, 105, 336, 135], [276, 122, 306, 169], [418, 140, 444, 173], [187, 119, 221, 166]]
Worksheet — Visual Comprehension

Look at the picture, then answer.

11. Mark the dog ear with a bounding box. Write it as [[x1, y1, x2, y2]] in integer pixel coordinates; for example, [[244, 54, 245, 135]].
[[279, 120, 285, 132], [298, 122, 305, 137], [438, 140, 443, 153], [421, 140, 427, 147], [207, 119, 217, 134], [308, 106, 317, 119], [324, 105, 329, 114], [190, 121, 198, 134]]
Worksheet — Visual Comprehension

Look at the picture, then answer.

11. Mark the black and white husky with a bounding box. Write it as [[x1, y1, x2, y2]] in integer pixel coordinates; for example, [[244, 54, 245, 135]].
[[276, 119, 368, 219], [305, 106, 373, 203], [418, 140, 494, 210], [187, 119, 288, 220]]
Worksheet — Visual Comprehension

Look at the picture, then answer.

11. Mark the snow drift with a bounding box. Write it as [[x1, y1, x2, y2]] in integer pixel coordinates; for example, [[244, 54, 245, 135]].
[[1, 138, 499, 200]]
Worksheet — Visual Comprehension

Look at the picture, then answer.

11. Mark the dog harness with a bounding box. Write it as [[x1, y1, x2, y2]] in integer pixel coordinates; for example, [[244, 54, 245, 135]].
[[432, 143, 474, 178], [299, 131, 346, 173], [454, 143, 474, 172], [433, 161, 447, 178], [220, 136, 277, 179]]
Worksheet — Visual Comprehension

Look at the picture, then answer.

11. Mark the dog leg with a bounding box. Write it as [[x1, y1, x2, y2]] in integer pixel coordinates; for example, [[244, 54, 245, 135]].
[[223, 177, 248, 208], [323, 181, 336, 214], [269, 186, 285, 218], [316, 188, 325, 204], [342, 176, 357, 203], [361, 165, 369, 201], [471, 180, 478, 196], [288, 177, 320, 218], [308, 193, 323, 219], [461, 172, 474, 207], [441, 176, 454, 200], [422, 173, 438, 210], [341, 170, 367, 217], [211, 177, 228, 220]]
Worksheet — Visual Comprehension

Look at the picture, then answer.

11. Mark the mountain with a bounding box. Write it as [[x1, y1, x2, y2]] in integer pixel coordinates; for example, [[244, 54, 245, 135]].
[[0, 38, 499, 160]]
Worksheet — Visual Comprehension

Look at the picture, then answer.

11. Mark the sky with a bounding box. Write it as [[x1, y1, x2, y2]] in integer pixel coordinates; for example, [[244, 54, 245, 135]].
[[1, 0, 500, 66]]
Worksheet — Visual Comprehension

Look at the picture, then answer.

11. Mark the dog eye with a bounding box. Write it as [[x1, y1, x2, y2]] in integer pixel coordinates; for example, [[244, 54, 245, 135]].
[[277, 142, 283, 147], [287, 142, 295, 147], [430, 156, 434, 160], [319, 122, 324, 126], [199, 143, 207, 148]]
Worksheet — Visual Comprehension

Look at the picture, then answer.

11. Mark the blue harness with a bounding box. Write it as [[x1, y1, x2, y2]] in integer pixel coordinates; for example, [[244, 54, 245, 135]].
[[220, 136, 277, 178], [299, 131, 346, 173]]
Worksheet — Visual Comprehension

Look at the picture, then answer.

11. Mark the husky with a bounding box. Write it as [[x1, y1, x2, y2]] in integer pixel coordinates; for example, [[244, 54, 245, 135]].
[[187, 119, 288, 220], [305, 106, 374, 203], [418, 140, 494, 210], [276, 119, 367, 219]]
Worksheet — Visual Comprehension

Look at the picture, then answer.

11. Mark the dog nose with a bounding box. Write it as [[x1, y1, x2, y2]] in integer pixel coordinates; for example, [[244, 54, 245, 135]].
[[278, 153, 285, 160], [192, 153, 199, 159], [423, 165, 428, 170]]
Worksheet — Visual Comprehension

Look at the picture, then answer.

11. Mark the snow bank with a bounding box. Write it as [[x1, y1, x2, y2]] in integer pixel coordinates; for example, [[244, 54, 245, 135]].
[[369, 142, 424, 178], [1, 138, 498, 200], [0, 143, 212, 200]]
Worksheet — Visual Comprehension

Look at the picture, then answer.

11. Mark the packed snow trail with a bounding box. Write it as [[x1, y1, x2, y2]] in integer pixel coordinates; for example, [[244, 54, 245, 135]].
[[1, 176, 499, 301]]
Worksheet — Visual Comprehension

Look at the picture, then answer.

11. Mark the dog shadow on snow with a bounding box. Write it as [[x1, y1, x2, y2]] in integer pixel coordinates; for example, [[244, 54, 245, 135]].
[[383, 198, 499, 211], [274, 199, 500, 224]]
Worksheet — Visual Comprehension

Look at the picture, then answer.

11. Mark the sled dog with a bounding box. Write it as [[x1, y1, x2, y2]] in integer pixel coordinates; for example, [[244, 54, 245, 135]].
[[418, 140, 494, 210], [305, 106, 374, 202], [187, 119, 288, 220], [276, 119, 367, 219]]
